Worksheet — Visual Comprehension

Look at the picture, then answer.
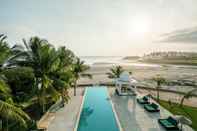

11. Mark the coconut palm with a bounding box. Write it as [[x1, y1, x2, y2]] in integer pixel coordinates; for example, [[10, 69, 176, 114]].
[[57, 46, 75, 68], [106, 66, 124, 79], [152, 74, 166, 102], [9, 37, 62, 113], [72, 58, 92, 96], [180, 88, 197, 107], [50, 46, 75, 103], [0, 34, 11, 69], [0, 72, 30, 130], [0, 34, 31, 130]]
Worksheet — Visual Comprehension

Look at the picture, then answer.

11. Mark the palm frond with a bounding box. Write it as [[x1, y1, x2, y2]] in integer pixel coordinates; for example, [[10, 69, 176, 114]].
[[0, 100, 30, 128], [107, 66, 124, 79]]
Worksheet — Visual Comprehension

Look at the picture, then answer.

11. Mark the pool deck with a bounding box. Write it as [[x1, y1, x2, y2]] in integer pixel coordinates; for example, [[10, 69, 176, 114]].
[[48, 88, 84, 131], [108, 88, 194, 131], [47, 87, 194, 131]]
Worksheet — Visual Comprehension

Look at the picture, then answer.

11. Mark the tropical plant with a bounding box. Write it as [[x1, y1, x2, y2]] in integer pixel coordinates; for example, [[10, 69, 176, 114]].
[[0, 34, 11, 69], [180, 88, 197, 107], [57, 46, 75, 68], [2, 67, 35, 104], [0, 34, 32, 130], [152, 74, 166, 102], [0, 73, 31, 130], [50, 46, 75, 103], [106, 66, 124, 79], [9, 37, 62, 113], [0, 35, 81, 130], [72, 58, 92, 96]]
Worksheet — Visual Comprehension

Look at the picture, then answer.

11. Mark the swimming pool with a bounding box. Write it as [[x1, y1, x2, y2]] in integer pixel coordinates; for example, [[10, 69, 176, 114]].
[[76, 87, 121, 131]]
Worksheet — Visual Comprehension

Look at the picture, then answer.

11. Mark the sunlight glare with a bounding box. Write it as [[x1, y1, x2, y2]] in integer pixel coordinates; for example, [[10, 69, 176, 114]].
[[129, 15, 151, 38]]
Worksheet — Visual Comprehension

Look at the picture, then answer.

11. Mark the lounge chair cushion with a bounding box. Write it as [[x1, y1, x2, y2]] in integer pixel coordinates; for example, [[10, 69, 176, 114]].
[[144, 103, 160, 112], [144, 105, 154, 110], [137, 96, 149, 104], [158, 117, 180, 130], [143, 96, 148, 101], [159, 119, 176, 128], [167, 117, 178, 126], [151, 103, 159, 109]]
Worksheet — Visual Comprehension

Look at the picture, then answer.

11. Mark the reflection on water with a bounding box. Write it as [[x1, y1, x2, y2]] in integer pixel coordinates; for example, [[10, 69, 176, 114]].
[[80, 107, 94, 126]]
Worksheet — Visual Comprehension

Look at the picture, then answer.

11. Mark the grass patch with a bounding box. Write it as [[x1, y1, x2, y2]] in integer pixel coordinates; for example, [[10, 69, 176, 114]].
[[159, 100, 197, 130]]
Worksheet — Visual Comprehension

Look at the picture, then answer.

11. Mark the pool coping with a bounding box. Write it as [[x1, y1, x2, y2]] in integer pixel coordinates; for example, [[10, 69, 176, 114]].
[[107, 88, 124, 131], [73, 88, 87, 131]]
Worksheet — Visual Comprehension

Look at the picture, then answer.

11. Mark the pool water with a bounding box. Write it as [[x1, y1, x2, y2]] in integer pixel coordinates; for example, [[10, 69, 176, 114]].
[[77, 87, 119, 131]]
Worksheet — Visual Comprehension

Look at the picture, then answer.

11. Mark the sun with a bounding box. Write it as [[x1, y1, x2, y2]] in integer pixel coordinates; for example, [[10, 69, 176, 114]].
[[128, 15, 151, 38]]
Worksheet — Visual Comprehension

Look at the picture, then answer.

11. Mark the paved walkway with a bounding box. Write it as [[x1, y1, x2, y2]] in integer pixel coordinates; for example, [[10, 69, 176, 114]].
[[108, 88, 194, 131], [48, 88, 84, 131]]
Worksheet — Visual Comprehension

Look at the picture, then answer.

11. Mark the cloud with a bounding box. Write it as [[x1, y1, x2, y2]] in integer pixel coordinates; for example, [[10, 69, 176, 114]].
[[158, 26, 197, 43]]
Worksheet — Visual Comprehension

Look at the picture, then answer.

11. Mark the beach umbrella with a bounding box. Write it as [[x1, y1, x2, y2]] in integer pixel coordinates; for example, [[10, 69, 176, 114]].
[[174, 115, 192, 130]]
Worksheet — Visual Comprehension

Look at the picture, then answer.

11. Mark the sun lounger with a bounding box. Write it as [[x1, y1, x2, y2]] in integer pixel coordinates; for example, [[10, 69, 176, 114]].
[[144, 103, 160, 112], [158, 116, 180, 130], [137, 96, 150, 104]]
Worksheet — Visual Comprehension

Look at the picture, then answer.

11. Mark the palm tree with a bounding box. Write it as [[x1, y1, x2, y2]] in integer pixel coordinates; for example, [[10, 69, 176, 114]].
[[57, 46, 75, 68], [0, 70, 30, 130], [152, 74, 166, 102], [106, 66, 124, 79], [72, 58, 92, 96], [0, 34, 31, 130], [9, 37, 61, 113], [180, 88, 197, 107], [0, 34, 11, 69], [50, 46, 75, 103]]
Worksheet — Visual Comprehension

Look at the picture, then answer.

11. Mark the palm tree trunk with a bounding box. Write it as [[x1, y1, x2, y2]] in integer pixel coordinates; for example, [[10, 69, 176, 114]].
[[61, 90, 64, 102], [157, 87, 160, 102], [42, 103, 46, 114], [42, 91, 46, 113], [6, 119, 8, 131], [61, 89, 65, 107], [40, 87, 46, 114], [180, 96, 185, 107], [74, 80, 77, 96]]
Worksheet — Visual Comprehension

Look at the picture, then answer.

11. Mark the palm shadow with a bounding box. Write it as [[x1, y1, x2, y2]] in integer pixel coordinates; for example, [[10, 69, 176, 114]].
[[79, 107, 94, 127]]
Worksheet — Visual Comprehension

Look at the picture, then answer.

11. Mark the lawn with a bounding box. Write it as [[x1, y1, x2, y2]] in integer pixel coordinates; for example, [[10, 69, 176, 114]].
[[159, 100, 197, 131]]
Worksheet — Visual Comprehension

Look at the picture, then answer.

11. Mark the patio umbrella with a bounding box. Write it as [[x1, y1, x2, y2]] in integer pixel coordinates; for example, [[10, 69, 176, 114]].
[[174, 115, 192, 130]]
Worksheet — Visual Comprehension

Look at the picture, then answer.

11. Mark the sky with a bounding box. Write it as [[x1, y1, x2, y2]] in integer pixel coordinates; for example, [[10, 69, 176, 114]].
[[1, 0, 197, 56]]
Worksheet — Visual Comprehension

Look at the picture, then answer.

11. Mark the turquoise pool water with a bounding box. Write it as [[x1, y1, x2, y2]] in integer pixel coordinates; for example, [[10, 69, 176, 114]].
[[77, 87, 119, 131]]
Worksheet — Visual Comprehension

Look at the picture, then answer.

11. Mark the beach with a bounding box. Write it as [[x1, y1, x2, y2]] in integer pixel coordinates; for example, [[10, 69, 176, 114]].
[[78, 56, 197, 98]]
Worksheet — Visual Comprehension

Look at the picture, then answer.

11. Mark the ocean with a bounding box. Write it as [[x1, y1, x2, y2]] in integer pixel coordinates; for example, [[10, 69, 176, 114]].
[[80, 56, 161, 67]]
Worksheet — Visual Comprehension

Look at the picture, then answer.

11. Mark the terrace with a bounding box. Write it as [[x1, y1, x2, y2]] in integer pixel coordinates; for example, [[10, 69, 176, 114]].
[[46, 87, 194, 131]]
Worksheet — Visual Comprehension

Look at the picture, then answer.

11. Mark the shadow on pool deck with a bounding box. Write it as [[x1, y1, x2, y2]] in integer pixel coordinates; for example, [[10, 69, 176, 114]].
[[48, 88, 84, 131]]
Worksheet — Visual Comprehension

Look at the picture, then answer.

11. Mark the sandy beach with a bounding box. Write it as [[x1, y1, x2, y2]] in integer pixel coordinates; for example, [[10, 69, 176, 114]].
[[78, 57, 197, 107], [79, 60, 197, 90]]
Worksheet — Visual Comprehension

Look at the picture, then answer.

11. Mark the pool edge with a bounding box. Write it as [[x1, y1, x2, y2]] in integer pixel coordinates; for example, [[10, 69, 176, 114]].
[[73, 88, 87, 131], [107, 88, 123, 131]]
